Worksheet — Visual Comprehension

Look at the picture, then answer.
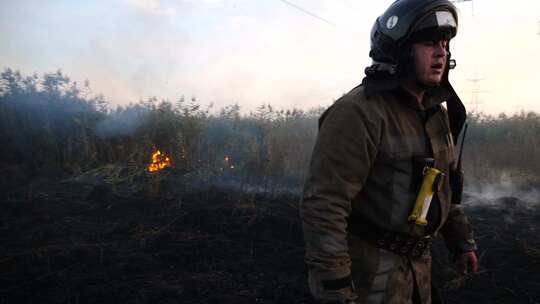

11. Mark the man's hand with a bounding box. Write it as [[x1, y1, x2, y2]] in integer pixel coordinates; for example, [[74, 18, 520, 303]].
[[456, 251, 478, 275]]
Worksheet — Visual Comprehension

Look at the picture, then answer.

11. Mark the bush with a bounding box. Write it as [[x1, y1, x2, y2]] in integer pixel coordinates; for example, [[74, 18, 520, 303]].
[[1, 68, 538, 189]]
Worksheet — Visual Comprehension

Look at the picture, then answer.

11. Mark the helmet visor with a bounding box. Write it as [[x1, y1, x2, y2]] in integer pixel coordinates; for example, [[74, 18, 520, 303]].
[[409, 10, 457, 43]]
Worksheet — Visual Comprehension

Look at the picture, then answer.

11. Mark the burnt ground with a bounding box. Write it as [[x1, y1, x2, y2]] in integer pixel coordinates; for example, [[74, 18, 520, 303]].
[[1, 167, 539, 304]]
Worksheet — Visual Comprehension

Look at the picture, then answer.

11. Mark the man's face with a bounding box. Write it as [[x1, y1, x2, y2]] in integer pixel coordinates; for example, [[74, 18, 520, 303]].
[[411, 40, 448, 86]]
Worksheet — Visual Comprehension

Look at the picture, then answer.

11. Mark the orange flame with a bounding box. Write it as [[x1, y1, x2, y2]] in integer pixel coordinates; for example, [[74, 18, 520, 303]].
[[147, 149, 171, 172], [224, 155, 234, 169]]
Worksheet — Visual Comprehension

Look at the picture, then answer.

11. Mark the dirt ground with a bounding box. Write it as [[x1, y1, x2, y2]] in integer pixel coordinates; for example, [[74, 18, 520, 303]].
[[1, 168, 539, 304]]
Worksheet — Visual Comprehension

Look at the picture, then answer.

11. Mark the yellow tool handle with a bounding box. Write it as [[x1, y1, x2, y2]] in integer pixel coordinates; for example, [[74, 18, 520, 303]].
[[408, 167, 441, 226]]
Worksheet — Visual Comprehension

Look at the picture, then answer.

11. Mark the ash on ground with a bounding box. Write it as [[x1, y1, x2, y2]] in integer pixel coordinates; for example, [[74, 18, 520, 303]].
[[1, 168, 539, 304]]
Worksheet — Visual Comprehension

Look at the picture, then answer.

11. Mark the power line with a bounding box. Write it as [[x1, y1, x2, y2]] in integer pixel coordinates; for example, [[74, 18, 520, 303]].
[[277, 0, 336, 26]]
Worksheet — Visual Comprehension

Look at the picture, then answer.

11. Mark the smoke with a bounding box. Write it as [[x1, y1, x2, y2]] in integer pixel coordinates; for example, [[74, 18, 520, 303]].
[[464, 171, 540, 210], [95, 106, 149, 139]]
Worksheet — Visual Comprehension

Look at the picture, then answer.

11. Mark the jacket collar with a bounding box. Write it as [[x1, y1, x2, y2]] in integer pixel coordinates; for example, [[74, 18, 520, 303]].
[[362, 76, 451, 111], [362, 76, 468, 142]]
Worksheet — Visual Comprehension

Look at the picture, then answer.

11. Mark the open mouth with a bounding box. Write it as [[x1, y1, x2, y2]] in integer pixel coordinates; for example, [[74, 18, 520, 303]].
[[431, 63, 444, 69]]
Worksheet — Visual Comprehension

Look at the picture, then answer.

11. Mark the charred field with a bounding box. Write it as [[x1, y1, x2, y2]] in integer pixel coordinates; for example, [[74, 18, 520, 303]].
[[1, 167, 540, 304], [1, 168, 310, 304]]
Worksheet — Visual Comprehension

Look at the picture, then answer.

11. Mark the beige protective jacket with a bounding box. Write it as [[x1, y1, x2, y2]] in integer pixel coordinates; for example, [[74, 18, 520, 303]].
[[300, 81, 476, 303]]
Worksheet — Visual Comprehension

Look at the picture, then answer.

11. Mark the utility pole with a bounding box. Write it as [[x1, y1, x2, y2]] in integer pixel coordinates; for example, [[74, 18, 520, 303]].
[[467, 76, 489, 113]]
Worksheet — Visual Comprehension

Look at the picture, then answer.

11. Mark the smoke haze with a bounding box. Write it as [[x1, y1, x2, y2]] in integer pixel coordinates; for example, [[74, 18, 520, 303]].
[[2, 1, 540, 114]]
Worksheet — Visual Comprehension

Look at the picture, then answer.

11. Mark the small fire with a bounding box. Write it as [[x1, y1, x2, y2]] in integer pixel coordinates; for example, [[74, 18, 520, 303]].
[[224, 155, 234, 169], [147, 149, 171, 172]]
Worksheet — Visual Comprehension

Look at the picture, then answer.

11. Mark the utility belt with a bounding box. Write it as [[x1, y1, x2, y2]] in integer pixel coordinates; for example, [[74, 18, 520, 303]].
[[347, 217, 433, 258], [346, 157, 445, 258]]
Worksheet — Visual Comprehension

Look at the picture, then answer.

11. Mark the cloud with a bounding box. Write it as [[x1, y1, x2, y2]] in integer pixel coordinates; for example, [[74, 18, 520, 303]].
[[3, 0, 539, 115], [164, 15, 370, 112], [72, 1, 373, 111], [231, 15, 254, 27], [125, 0, 177, 16]]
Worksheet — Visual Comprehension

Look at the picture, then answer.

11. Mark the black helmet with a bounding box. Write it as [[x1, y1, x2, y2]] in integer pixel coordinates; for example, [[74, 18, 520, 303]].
[[365, 0, 459, 77], [364, 0, 467, 146]]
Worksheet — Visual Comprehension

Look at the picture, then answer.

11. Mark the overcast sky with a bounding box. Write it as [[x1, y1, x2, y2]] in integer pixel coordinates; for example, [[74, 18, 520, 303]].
[[1, 0, 539, 114]]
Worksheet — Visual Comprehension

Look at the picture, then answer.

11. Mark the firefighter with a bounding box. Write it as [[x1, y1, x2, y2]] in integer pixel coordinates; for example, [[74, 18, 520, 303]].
[[300, 0, 478, 303]]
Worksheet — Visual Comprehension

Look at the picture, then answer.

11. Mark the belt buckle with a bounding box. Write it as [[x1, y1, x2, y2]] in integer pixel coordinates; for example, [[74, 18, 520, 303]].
[[411, 236, 432, 258]]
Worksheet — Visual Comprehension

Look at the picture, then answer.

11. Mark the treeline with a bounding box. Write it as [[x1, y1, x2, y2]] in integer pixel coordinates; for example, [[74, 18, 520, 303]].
[[1, 68, 539, 190], [0, 69, 322, 190], [464, 111, 540, 184]]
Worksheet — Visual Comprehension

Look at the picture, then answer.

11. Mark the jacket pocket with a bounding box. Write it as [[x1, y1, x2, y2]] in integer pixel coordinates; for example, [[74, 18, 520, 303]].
[[430, 132, 455, 170]]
